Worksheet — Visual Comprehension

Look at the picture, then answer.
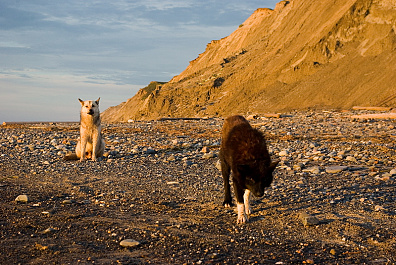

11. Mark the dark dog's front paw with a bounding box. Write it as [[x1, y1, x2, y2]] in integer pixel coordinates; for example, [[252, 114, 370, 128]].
[[223, 201, 234, 207]]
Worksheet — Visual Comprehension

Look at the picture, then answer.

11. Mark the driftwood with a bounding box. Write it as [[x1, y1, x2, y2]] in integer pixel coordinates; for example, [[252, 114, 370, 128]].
[[157, 117, 210, 121], [352, 106, 393, 111], [262, 113, 282, 118], [351, 113, 396, 120]]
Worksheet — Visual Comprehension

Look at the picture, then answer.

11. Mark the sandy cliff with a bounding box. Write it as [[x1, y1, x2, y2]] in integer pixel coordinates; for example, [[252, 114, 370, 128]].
[[102, 0, 396, 122]]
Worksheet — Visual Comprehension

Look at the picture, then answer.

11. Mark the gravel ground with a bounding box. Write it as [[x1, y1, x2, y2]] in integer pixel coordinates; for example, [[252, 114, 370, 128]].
[[1, 110, 396, 265]]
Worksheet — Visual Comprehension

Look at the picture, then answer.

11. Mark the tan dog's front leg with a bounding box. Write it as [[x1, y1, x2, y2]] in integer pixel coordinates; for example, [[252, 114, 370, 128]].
[[79, 137, 87, 162], [92, 135, 97, 161]]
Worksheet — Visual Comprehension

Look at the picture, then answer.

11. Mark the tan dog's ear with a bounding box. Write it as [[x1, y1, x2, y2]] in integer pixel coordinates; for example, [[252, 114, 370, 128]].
[[95, 97, 100, 105], [78, 98, 84, 106]]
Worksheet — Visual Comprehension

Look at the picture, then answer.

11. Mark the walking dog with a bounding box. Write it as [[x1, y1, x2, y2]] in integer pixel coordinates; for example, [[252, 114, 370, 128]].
[[219, 115, 279, 223]]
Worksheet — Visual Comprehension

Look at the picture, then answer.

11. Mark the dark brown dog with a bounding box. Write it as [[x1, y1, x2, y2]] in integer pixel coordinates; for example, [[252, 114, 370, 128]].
[[219, 115, 278, 223]]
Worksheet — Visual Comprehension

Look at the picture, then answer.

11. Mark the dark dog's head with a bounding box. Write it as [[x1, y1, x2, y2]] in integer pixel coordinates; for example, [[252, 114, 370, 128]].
[[79, 98, 100, 116], [238, 159, 279, 198]]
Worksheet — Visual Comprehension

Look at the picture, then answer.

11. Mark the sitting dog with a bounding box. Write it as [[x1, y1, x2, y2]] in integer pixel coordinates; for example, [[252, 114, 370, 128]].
[[64, 98, 105, 162], [219, 115, 279, 224]]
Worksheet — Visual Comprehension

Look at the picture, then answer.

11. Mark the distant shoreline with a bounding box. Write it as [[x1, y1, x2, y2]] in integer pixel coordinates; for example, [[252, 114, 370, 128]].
[[2, 121, 78, 125]]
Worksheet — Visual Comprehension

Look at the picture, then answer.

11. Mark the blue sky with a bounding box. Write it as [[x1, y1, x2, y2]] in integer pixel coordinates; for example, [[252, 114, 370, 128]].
[[0, 0, 278, 122]]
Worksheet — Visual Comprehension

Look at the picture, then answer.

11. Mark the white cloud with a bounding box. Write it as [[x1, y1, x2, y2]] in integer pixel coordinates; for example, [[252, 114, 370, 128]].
[[0, 69, 140, 122], [0, 41, 30, 49], [128, 0, 196, 11]]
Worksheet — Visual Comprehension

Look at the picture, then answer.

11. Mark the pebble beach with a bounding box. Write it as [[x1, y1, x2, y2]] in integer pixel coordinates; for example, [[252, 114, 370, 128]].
[[1, 110, 396, 264]]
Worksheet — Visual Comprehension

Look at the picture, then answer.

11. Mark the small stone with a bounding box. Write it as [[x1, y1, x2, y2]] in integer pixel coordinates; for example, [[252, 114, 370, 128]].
[[184, 160, 193, 166], [167, 155, 176, 161], [41, 227, 57, 234], [15, 195, 29, 203], [390, 169, 396, 176], [120, 239, 140, 247], [293, 163, 305, 171], [345, 156, 357, 162], [167, 181, 179, 185], [208, 253, 219, 259], [325, 166, 348, 174], [145, 148, 156, 154], [202, 152, 216, 159], [215, 160, 222, 171], [303, 166, 320, 174], [330, 249, 337, 255], [299, 212, 320, 226], [62, 199, 74, 204], [182, 142, 191, 148], [130, 149, 139, 154], [379, 173, 391, 181], [246, 114, 257, 120], [278, 150, 289, 156], [201, 146, 210, 153], [374, 205, 384, 211]]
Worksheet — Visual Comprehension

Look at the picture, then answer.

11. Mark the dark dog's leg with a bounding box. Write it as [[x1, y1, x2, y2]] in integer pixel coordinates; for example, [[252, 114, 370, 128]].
[[221, 160, 233, 207], [233, 181, 248, 224]]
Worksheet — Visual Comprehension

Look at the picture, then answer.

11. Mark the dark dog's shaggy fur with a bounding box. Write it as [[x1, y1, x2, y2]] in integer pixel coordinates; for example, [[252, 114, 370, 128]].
[[219, 115, 278, 223]]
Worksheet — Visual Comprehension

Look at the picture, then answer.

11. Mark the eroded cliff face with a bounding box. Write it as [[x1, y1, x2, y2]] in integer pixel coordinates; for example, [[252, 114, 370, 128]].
[[102, 0, 396, 122]]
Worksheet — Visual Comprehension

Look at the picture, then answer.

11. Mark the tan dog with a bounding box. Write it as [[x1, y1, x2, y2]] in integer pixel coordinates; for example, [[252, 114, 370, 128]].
[[64, 98, 105, 161]]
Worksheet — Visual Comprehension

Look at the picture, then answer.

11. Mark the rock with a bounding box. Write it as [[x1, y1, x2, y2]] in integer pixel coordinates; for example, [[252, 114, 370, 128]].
[[182, 142, 191, 148], [167, 181, 180, 185], [145, 148, 156, 154], [167, 155, 176, 161], [325, 166, 348, 174], [390, 169, 396, 175], [246, 114, 257, 120], [299, 212, 320, 226], [293, 163, 305, 171], [15, 195, 29, 203], [201, 146, 210, 153], [120, 239, 140, 247], [278, 150, 289, 156], [202, 152, 216, 159], [41, 227, 57, 234], [379, 173, 391, 181], [345, 156, 357, 162], [374, 205, 384, 211], [62, 199, 75, 204], [184, 160, 194, 166], [303, 166, 320, 174], [130, 149, 139, 154], [208, 253, 219, 259], [109, 150, 119, 156], [215, 160, 222, 171]]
